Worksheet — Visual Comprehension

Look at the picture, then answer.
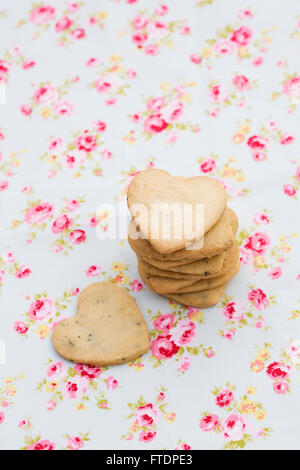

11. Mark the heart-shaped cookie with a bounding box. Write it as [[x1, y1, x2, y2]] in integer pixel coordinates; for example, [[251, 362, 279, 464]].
[[52, 282, 150, 366], [127, 169, 227, 254]]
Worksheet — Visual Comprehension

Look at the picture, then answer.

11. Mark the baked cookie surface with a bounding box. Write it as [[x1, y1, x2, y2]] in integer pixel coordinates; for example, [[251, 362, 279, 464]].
[[52, 282, 150, 367]]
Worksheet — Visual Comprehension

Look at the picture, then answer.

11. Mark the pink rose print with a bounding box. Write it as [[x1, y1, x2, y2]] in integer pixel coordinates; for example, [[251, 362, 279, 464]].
[[131, 279, 143, 292], [14, 321, 28, 335], [153, 313, 175, 333], [122, 388, 174, 443], [51, 214, 73, 233], [200, 414, 220, 432], [273, 382, 289, 395], [127, 6, 190, 56], [33, 85, 57, 104], [215, 389, 234, 408], [67, 436, 84, 450], [26, 439, 55, 451], [151, 335, 179, 359], [244, 232, 271, 255], [268, 267, 282, 279], [139, 431, 156, 442], [127, 81, 200, 143], [69, 229, 86, 244], [283, 184, 296, 197], [135, 403, 159, 426], [248, 289, 268, 310], [106, 376, 119, 390], [86, 265, 102, 277], [169, 320, 196, 345], [230, 26, 253, 46], [25, 202, 54, 225], [46, 361, 64, 379], [15, 265, 31, 279], [29, 297, 54, 321], [63, 377, 88, 400], [266, 362, 290, 381], [222, 302, 245, 321], [222, 413, 247, 441], [0, 411, 5, 424], [199, 158, 216, 173], [74, 364, 102, 381], [29, 6, 56, 25]]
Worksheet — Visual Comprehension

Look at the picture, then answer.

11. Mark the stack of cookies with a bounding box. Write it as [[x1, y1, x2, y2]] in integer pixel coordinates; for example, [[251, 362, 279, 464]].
[[127, 169, 240, 308]]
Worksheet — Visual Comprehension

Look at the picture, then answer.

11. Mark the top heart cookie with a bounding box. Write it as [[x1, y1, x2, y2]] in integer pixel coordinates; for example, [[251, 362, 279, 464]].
[[52, 282, 150, 367], [127, 169, 227, 254]]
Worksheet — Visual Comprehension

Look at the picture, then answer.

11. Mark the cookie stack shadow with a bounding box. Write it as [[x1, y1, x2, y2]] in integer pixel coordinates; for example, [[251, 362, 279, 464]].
[[127, 169, 240, 309]]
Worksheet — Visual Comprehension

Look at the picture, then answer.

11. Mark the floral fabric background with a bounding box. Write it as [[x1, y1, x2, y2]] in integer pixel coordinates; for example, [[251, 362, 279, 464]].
[[0, 0, 300, 451]]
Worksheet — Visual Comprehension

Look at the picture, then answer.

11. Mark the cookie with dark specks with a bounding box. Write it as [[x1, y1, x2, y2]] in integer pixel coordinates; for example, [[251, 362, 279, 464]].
[[52, 282, 150, 367]]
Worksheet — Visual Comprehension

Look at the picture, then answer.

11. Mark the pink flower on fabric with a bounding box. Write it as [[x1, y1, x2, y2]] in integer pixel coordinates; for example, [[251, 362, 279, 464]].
[[200, 158, 216, 173], [29, 298, 54, 321], [222, 301, 245, 321], [266, 361, 290, 380], [29, 6, 56, 24], [233, 75, 250, 92], [67, 436, 84, 450], [190, 54, 202, 64], [143, 114, 168, 133], [214, 40, 234, 55], [75, 134, 97, 153], [244, 232, 271, 255], [26, 439, 55, 450], [283, 184, 296, 196], [33, 85, 57, 104], [86, 265, 102, 277], [248, 288, 268, 309], [63, 377, 87, 399], [268, 267, 282, 279], [209, 84, 229, 102], [65, 199, 80, 211], [46, 361, 64, 379], [147, 97, 165, 112], [139, 430, 156, 442], [222, 414, 247, 441], [230, 26, 253, 46], [153, 313, 175, 333], [170, 320, 196, 345], [151, 335, 179, 359], [14, 321, 28, 334], [280, 134, 295, 145], [131, 279, 143, 292], [199, 414, 220, 432], [132, 15, 148, 29], [51, 214, 73, 233], [75, 364, 101, 380], [162, 101, 184, 122], [215, 389, 234, 408], [25, 202, 53, 226], [71, 28, 85, 39], [283, 76, 300, 97], [69, 230, 86, 244], [53, 101, 74, 116], [55, 16, 73, 32], [224, 329, 236, 340], [253, 213, 270, 225], [106, 376, 118, 390], [15, 265, 31, 279], [144, 44, 160, 56], [273, 382, 289, 394], [135, 403, 159, 426]]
